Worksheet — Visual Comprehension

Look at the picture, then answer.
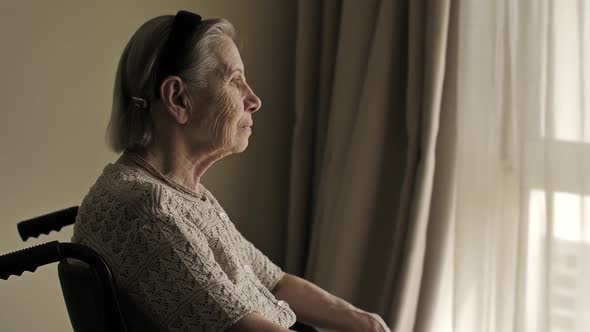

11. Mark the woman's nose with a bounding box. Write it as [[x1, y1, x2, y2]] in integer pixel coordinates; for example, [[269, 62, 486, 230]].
[[245, 85, 262, 113]]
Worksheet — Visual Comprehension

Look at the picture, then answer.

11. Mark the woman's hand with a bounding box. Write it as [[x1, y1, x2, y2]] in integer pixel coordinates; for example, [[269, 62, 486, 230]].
[[344, 310, 391, 332]]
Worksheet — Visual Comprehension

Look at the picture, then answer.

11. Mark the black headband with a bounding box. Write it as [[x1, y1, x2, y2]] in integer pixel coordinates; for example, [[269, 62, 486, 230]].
[[153, 10, 202, 98]]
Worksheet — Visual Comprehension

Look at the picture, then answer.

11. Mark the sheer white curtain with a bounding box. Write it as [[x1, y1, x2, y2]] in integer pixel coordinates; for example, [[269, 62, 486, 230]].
[[422, 0, 589, 331], [519, 0, 590, 331]]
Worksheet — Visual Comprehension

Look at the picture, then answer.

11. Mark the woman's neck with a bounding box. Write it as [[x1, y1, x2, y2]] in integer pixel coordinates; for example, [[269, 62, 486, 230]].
[[130, 141, 225, 193]]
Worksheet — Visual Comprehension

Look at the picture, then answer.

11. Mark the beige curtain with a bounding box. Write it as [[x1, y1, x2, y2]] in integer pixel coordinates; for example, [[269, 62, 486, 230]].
[[286, 0, 454, 331]]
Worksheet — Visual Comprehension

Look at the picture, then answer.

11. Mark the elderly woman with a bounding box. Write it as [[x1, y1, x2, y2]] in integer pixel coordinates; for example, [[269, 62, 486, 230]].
[[72, 10, 390, 332]]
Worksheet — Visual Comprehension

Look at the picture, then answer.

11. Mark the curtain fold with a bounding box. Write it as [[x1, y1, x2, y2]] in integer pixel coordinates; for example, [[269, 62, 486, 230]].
[[379, 1, 453, 331], [285, 0, 342, 276]]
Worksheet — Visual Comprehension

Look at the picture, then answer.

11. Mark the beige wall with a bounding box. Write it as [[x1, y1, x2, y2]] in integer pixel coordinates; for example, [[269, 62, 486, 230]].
[[0, 1, 295, 330]]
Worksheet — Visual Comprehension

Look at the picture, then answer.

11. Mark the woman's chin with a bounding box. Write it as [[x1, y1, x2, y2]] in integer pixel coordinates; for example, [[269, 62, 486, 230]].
[[234, 139, 249, 153]]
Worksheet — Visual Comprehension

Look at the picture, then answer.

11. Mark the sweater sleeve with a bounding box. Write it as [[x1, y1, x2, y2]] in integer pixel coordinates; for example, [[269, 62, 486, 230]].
[[228, 223, 286, 292], [200, 185, 286, 292], [123, 210, 256, 332]]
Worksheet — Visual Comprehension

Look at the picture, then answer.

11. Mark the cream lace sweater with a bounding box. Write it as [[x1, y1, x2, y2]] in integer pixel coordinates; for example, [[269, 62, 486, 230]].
[[71, 162, 296, 331]]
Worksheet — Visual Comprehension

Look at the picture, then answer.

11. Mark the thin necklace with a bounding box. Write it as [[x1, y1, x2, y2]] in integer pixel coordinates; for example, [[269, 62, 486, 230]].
[[122, 151, 208, 202]]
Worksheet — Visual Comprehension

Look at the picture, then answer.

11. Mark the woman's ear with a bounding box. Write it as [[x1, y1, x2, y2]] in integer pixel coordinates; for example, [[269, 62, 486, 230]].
[[159, 76, 192, 124]]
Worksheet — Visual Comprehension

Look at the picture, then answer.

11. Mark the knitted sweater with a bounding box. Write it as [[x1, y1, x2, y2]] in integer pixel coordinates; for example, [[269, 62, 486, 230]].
[[71, 162, 296, 331]]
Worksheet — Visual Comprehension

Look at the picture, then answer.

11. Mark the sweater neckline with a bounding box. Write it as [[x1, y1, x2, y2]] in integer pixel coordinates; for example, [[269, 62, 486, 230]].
[[106, 162, 215, 206]]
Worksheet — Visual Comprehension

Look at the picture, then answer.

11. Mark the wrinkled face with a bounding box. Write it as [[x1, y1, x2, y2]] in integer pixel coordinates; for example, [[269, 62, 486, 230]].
[[187, 35, 262, 155]]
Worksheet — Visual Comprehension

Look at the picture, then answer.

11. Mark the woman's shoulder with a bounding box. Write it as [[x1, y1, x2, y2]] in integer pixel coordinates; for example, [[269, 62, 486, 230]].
[[74, 163, 169, 234], [86, 163, 163, 210]]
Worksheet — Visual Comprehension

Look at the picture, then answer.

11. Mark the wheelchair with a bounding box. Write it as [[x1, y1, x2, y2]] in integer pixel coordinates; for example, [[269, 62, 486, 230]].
[[0, 207, 320, 332]]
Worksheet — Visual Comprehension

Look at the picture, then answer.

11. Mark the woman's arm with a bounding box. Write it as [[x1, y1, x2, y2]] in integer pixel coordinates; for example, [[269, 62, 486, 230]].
[[271, 273, 389, 332]]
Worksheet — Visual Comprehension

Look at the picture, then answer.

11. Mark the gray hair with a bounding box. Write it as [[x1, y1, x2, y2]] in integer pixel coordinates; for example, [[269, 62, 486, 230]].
[[106, 15, 236, 153]]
